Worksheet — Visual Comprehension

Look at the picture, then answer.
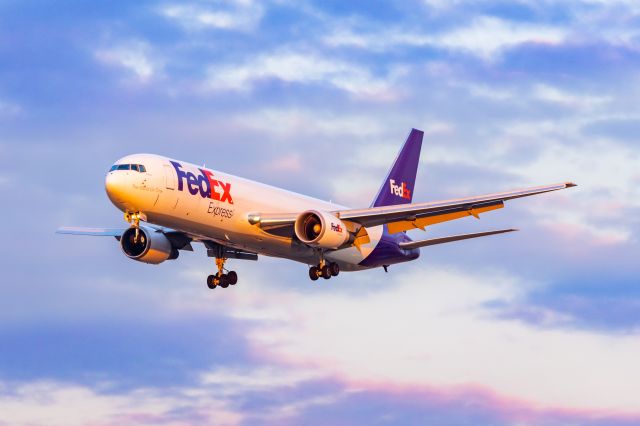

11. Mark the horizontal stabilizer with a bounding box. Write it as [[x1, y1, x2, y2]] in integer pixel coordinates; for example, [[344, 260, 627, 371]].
[[398, 228, 517, 250]]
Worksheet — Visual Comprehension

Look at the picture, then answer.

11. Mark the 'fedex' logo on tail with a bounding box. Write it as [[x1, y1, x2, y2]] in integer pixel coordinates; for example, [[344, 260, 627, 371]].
[[171, 161, 233, 204], [389, 179, 411, 200]]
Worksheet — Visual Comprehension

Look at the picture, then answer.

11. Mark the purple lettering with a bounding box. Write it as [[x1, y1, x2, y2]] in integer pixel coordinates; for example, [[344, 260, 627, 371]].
[[186, 172, 199, 196], [197, 170, 210, 198], [171, 161, 187, 191]]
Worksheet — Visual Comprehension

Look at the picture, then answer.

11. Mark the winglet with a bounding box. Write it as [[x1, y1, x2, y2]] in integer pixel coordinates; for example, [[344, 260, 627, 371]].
[[566, 182, 578, 188]]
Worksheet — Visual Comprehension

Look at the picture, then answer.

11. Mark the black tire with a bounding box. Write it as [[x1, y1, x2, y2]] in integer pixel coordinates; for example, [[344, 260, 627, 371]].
[[227, 271, 238, 285], [309, 266, 319, 281], [321, 265, 332, 279], [219, 275, 230, 288], [330, 262, 340, 277], [207, 275, 216, 289]]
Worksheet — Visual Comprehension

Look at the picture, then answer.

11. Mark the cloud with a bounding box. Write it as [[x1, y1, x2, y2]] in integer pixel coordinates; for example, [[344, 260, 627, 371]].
[[232, 108, 385, 138], [0, 366, 340, 426], [204, 51, 403, 99], [419, 0, 640, 15], [533, 84, 611, 109], [224, 266, 640, 414], [501, 139, 639, 244], [159, 0, 264, 32], [94, 41, 160, 82], [0, 380, 242, 426], [324, 16, 566, 60], [424, 16, 567, 60], [200, 366, 324, 395]]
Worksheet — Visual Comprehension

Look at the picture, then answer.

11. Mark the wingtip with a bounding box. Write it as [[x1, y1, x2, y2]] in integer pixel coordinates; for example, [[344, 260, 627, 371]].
[[565, 182, 578, 188]]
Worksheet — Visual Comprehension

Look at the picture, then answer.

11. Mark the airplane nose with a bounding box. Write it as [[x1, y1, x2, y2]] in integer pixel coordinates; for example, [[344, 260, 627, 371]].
[[105, 172, 128, 206]]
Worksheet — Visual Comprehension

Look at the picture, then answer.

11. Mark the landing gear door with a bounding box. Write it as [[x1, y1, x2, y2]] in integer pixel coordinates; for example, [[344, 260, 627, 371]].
[[164, 164, 176, 190]]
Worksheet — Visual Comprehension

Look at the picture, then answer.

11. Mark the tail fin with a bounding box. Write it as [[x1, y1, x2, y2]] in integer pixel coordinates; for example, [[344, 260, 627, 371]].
[[371, 128, 423, 207]]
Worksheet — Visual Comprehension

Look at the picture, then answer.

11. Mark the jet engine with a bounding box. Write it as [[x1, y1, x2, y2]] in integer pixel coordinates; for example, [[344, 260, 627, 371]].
[[294, 210, 350, 249], [120, 226, 179, 264]]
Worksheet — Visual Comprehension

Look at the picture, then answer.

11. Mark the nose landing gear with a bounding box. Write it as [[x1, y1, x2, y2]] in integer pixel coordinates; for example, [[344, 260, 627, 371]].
[[124, 211, 145, 243], [207, 257, 239, 290]]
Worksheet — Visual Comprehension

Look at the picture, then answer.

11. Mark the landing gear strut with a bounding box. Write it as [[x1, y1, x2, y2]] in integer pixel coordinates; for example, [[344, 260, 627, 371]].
[[124, 211, 144, 243], [206, 257, 239, 290], [308, 258, 340, 281]]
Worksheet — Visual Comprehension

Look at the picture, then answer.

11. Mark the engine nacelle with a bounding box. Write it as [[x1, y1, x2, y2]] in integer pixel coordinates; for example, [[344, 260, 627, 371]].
[[120, 226, 178, 264], [294, 210, 350, 249]]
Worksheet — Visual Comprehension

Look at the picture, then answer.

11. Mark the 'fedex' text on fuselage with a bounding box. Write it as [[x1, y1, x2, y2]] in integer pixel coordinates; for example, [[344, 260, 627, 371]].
[[171, 161, 233, 204]]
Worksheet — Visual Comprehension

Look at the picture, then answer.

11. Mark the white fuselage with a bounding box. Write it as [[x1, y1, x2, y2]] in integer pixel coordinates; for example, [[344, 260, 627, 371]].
[[105, 154, 384, 271]]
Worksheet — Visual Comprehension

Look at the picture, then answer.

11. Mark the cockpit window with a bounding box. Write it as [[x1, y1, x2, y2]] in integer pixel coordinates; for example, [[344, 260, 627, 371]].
[[109, 163, 147, 172]]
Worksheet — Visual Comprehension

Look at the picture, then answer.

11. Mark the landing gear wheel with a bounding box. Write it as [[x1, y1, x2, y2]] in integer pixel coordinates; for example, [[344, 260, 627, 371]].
[[309, 266, 319, 281], [321, 265, 332, 279], [206, 275, 217, 289], [227, 271, 238, 285], [219, 275, 230, 288], [329, 262, 340, 277], [207, 257, 235, 289]]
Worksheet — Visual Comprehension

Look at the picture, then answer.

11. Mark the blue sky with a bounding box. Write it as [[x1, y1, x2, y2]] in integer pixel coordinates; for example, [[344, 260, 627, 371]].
[[1, 0, 640, 424]]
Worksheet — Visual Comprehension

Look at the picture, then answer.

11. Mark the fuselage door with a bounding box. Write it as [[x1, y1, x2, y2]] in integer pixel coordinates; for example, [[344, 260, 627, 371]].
[[164, 164, 176, 190]]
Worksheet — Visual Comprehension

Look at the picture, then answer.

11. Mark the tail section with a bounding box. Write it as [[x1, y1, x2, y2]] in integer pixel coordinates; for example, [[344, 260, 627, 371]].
[[371, 128, 424, 208]]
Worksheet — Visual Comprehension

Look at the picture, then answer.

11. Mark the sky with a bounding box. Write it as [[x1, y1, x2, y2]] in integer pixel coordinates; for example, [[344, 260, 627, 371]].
[[1, 0, 640, 424]]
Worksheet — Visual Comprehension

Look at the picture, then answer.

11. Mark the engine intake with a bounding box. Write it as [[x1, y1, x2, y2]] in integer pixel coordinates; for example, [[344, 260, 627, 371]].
[[120, 226, 178, 264], [294, 210, 349, 249]]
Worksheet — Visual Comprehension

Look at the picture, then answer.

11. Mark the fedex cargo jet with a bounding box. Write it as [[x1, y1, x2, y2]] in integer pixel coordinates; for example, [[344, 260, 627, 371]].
[[58, 129, 576, 289]]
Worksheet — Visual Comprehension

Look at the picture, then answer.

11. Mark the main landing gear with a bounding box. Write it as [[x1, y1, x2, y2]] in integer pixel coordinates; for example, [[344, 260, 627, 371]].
[[207, 257, 239, 290], [309, 260, 340, 281]]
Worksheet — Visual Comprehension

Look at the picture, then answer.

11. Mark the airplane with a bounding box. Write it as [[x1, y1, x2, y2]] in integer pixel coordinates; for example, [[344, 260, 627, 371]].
[[57, 129, 576, 289]]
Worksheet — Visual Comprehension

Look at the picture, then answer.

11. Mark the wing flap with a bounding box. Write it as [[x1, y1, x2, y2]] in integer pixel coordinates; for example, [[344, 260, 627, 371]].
[[399, 228, 517, 250], [387, 201, 504, 233]]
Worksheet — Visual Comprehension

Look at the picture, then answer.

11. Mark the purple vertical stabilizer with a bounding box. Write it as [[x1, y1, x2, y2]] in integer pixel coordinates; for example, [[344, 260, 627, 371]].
[[371, 128, 424, 208]]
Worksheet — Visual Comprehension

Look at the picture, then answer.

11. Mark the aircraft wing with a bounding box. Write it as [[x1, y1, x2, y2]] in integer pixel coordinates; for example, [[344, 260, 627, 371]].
[[56, 225, 194, 249], [56, 227, 126, 237], [337, 182, 576, 232], [253, 182, 576, 234], [55, 226, 260, 259]]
